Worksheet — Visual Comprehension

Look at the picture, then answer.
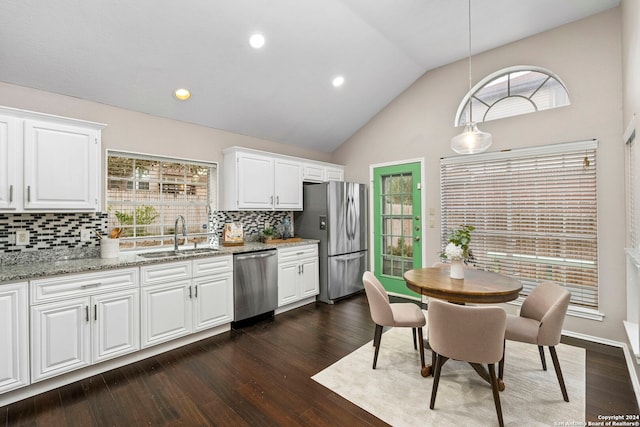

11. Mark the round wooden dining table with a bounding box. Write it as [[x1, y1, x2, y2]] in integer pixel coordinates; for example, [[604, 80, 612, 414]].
[[403, 266, 523, 386], [404, 266, 523, 304]]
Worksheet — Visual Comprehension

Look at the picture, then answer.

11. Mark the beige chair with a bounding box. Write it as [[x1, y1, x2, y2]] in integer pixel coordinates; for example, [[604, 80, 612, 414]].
[[499, 281, 571, 402], [362, 271, 426, 373], [428, 299, 507, 427]]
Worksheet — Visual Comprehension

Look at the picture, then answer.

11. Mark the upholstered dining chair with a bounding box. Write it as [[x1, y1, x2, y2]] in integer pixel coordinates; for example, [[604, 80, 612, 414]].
[[362, 271, 426, 373], [428, 299, 507, 427], [499, 281, 571, 402]]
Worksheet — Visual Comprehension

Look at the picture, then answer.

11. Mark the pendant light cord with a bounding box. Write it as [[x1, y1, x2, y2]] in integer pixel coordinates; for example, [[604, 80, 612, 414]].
[[467, 0, 473, 124]]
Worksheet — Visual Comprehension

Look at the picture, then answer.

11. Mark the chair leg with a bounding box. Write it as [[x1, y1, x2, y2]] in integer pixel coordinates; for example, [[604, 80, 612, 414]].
[[412, 328, 417, 350], [372, 324, 383, 369], [498, 340, 505, 380], [549, 346, 570, 402], [417, 327, 425, 369], [488, 364, 505, 427], [431, 348, 437, 375], [538, 345, 547, 371], [430, 353, 444, 409]]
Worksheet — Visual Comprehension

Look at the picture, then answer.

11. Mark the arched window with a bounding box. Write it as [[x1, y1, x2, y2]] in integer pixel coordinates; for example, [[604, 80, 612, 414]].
[[455, 66, 570, 126]]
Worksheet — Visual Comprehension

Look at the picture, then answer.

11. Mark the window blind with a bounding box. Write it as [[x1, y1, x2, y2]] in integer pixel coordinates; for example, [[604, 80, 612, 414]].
[[440, 140, 599, 308]]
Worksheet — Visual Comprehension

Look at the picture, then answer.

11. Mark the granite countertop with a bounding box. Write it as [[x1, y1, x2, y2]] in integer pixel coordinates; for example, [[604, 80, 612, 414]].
[[0, 239, 319, 283]]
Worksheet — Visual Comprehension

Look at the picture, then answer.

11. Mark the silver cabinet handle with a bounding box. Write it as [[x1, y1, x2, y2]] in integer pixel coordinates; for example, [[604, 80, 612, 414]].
[[9, 185, 12, 202], [27, 186, 31, 203], [85, 306, 89, 322], [236, 251, 276, 260], [189, 285, 192, 299], [270, 195, 273, 204], [94, 304, 97, 321], [81, 283, 101, 289], [195, 285, 198, 298], [276, 195, 280, 205], [301, 264, 304, 274]]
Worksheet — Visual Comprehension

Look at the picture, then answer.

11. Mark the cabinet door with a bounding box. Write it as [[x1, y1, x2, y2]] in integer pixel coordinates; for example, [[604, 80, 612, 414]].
[[31, 298, 90, 382], [92, 289, 140, 364], [0, 115, 19, 210], [274, 160, 302, 210], [0, 282, 29, 393], [302, 163, 324, 183], [141, 280, 192, 348], [277, 262, 300, 307], [300, 258, 320, 298], [237, 154, 274, 209], [325, 167, 344, 182], [193, 272, 233, 331], [23, 119, 99, 210]]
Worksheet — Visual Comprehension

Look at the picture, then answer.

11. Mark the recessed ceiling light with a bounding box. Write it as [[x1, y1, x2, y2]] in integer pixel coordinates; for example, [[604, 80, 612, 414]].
[[174, 88, 191, 101], [332, 76, 345, 88], [249, 33, 265, 49]]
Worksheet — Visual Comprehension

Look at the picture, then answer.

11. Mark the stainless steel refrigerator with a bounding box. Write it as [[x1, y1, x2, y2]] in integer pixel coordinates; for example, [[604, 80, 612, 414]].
[[294, 181, 367, 304]]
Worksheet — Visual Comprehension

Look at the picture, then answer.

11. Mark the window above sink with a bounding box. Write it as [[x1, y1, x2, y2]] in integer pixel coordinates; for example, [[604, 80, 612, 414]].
[[106, 150, 218, 252]]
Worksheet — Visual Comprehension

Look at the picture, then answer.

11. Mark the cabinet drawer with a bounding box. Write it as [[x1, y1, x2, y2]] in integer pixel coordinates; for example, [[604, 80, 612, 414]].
[[277, 244, 318, 263], [141, 261, 191, 286], [31, 268, 138, 304], [193, 255, 232, 277]]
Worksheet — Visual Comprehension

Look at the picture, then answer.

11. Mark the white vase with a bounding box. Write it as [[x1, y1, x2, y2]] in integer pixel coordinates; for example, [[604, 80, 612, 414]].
[[450, 259, 464, 279]]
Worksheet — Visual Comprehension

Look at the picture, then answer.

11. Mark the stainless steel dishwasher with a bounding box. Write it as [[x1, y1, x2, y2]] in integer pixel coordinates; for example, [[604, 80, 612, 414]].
[[233, 249, 278, 322]]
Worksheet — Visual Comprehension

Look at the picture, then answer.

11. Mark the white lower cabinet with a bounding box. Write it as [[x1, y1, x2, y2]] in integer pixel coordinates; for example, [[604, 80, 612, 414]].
[[277, 244, 319, 307], [0, 282, 29, 393], [141, 255, 233, 348], [29, 268, 139, 383], [141, 278, 192, 348]]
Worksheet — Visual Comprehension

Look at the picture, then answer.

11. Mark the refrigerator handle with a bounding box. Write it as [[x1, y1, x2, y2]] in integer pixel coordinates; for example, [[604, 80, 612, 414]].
[[348, 196, 356, 240]]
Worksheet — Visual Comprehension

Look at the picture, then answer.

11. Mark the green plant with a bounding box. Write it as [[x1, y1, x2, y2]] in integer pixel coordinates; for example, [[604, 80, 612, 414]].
[[441, 225, 475, 260], [386, 237, 413, 258], [110, 205, 159, 236], [260, 227, 278, 241]]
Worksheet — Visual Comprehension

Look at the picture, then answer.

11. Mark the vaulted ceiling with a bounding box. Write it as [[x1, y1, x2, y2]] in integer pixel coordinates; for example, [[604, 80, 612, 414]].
[[0, 0, 620, 152]]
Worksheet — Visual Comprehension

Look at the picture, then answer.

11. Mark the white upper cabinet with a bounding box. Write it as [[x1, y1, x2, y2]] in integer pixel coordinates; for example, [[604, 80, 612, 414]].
[[222, 147, 343, 211], [302, 162, 345, 183], [0, 106, 105, 212], [274, 159, 303, 210], [236, 153, 276, 209], [0, 115, 19, 210]]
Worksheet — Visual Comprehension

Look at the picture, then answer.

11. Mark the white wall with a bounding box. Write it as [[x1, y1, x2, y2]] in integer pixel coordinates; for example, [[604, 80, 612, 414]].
[[332, 9, 626, 343]]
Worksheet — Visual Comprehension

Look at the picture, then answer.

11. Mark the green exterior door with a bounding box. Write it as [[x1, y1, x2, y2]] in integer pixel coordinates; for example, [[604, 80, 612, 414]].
[[373, 162, 422, 297]]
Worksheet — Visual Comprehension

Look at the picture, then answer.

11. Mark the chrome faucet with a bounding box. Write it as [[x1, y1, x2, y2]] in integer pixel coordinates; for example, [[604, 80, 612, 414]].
[[174, 215, 187, 250]]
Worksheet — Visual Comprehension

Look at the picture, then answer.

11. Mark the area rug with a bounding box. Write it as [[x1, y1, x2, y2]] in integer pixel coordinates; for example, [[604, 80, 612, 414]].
[[312, 327, 585, 426]]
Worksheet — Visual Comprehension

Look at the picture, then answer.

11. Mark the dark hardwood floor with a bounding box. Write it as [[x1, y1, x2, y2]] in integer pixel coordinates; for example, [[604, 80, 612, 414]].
[[1, 293, 638, 426]]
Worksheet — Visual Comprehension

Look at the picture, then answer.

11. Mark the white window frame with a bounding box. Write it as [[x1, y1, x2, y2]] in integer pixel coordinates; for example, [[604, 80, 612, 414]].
[[455, 65, 570, 127], [106, 150, 218, 251], [440, 140, 603, 321]]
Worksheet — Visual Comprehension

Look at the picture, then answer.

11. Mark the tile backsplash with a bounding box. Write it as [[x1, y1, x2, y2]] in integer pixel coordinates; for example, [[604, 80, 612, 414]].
[[213, 211, 291, 241], [0, 211, 293, 265], [0, 212, 107, 264]]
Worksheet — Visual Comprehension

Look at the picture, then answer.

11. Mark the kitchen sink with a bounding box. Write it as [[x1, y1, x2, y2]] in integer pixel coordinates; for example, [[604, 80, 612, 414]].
[[137, 247, 219, 259]]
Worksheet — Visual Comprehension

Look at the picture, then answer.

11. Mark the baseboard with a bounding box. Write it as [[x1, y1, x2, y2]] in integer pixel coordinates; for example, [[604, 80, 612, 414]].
[[562, 329, 640, 407]]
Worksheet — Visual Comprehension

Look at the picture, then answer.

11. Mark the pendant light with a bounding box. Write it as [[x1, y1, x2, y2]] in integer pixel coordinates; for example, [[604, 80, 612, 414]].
[[450, 0, 492, 155]]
